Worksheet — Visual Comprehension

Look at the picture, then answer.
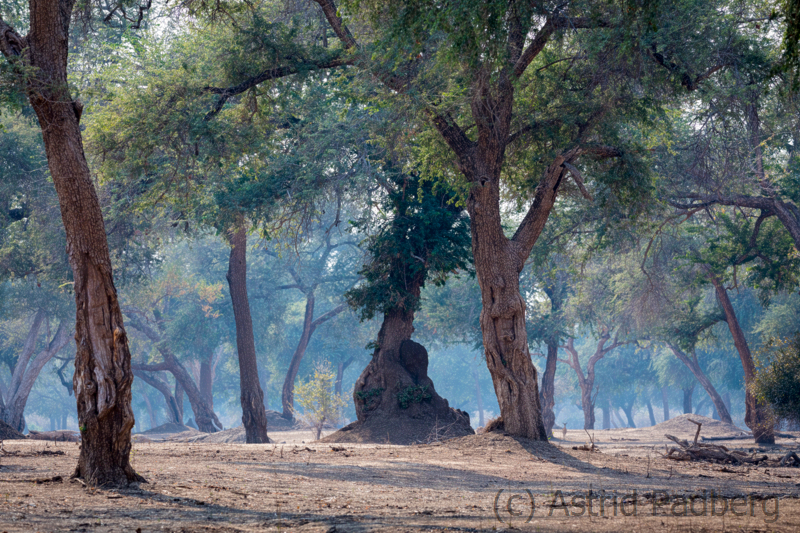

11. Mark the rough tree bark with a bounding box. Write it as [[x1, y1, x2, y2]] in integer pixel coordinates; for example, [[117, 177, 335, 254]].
[[560, 331, 624, 430], [1, 4, 142, 486], [666, 343, 733, 424], [3, 320, 71, 431], [126, 313, 222, 432], [709, 275, 774, 443], [226, 226, 269, 443]]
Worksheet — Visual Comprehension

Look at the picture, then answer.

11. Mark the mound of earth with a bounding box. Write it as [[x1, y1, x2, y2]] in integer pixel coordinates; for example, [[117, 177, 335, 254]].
[[0, 420, 25, 440], [321, 414, 474, 445], [266, 410, 300, 430], [28, 430, 80, 442], [651, 414, 749, 438], [142, 422, 194, 435], [178, 426, 272, 444]]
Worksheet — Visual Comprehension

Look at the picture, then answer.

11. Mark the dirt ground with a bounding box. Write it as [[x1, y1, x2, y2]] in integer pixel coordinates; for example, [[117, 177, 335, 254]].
[[1, 416, 799, 532]]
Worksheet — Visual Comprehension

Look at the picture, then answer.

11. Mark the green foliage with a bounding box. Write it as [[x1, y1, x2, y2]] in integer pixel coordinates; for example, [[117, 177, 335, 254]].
[[294, 361, 346, 438], [354, 387, 384, 411], [753, 334, 800, 423], [397, 384, 431, 409], [345, 171, 472, 321]]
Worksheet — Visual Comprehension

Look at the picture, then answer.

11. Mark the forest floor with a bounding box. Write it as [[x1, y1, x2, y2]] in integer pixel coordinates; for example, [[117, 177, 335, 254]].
[[1, 415, 799, 532]]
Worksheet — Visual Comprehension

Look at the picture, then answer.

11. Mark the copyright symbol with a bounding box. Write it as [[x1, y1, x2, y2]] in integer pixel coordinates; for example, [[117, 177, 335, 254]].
[[493, 488, 534, 525]]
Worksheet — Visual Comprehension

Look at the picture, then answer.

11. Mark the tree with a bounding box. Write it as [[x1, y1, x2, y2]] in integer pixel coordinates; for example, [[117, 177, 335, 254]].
[[753, 334, 800, 425], [337, 169, 474, 443], [0, 2, 146, 482], [293, 361, 346, 440]]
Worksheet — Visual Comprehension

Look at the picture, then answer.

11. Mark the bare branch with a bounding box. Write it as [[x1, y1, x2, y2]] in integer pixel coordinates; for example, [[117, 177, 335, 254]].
[[562, 162, 593, 201]]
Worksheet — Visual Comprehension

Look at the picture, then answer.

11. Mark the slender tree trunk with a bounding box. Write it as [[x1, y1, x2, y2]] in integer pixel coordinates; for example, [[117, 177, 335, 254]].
[[282, 291, 315, 419], [133, 371, 181, 425], [646, 398, 656, 426], [602, 399, 611, 429], [61, 412, 67, 430], [661, 387, 670, 421], [612, 408, 625, 428], [622, 402, 636, 428], [127, 316, 222, 432], [539, 338, 558, 436], [709, 276, 774, 443], [335, 356, 354, 398], [683, 385, 694, 414], [142, 392, 157, 430], [174, 381, 183, 423], [199, 353, 213, 411], [7, 310, 46, 406], [723, 391, 731, 415], [226, 226, 269, 443], [4, 321, 71, 431], [473, 365, 485, 428], [667, 344, 733, 424]]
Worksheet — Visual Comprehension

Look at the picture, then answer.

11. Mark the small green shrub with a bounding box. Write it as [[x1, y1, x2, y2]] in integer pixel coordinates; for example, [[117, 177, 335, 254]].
[[398, 385, 431, 409], [355, 387, 384, 410]]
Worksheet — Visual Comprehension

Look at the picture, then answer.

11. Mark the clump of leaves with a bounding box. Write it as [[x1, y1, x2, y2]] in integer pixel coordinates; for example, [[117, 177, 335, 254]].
[[398, 385, 431, 409], [293, 362, 347, 440], [753, 334, 800, 425], [355, 387, 384, 411]]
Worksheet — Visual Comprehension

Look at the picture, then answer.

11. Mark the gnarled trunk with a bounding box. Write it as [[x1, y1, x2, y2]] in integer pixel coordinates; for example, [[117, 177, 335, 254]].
[[226, 226, 269, 443], [667, 344, 733, 424], [470, 198, 547, 439], [332, 307, 472, 444], [710, 276, 774, 443]]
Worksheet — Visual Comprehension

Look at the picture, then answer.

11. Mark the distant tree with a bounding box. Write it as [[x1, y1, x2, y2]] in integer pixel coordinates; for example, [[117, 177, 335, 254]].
[[753, 335, 800, 425]]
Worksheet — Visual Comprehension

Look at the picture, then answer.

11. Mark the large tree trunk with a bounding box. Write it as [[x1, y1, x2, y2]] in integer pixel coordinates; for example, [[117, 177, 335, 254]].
[[667, 344, 733, 424], [330, 307, 472, 444], [710, 276, 774, 443], [3, 321, 71, 431], [174, 381, 184, 423], [0, 2, 140, 485], [226, 226, 269, 443], [539, 338, 558, 437]]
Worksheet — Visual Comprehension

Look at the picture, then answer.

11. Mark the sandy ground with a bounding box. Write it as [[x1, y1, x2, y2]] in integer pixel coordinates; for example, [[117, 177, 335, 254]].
[[1, 416, 799, 532]]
